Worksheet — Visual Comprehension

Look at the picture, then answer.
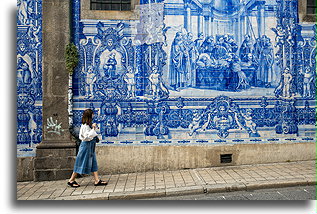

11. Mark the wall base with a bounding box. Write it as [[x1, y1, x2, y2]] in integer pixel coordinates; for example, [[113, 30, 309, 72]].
[[95, 142, 316, 174], [18, 141, 315, 181], [33, 141, 76, 181], [17, 157, 34, 182]]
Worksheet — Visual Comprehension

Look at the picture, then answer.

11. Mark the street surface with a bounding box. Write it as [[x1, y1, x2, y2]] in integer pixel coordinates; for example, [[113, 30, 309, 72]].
[[140, 185, 316, 200]]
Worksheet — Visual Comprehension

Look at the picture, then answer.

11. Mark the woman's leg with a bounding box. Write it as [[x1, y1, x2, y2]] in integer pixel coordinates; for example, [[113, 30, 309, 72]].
[[92, 171, 108, 185], [67, 172, 80, 187], [69, 172, 78, 183], [92, 171, 99, 184]]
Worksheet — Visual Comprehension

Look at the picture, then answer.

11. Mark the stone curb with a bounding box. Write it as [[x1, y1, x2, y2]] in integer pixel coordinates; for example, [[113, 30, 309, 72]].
[[108, 189, 166, 200], [165, 186, 204, 197], [205, 183, 247, 193], [245, 179, 317, 191], [54, 193, 110, 200], [51, 178, 316, 200]]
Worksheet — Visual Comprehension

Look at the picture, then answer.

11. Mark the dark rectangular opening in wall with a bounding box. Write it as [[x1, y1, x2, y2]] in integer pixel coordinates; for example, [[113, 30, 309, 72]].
[[90, 0, 131, 11], [220, 154, 232, 163], [307, 0, 317, 14]]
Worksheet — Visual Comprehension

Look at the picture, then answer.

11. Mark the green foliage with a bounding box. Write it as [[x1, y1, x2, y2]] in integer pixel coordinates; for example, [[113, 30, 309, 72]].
[[65, 42, 79, 74]]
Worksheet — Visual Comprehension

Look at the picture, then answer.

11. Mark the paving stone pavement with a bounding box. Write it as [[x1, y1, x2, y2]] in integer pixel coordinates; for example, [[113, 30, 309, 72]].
[[16, 160, 316, 200]]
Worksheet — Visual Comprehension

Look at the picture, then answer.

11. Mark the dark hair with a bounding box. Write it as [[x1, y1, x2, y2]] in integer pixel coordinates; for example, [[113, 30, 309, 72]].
[[82, 109, 94, 126]]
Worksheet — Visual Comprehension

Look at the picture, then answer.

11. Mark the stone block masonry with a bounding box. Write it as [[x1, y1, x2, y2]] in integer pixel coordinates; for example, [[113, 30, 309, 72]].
[[33, 0, 76, 181]]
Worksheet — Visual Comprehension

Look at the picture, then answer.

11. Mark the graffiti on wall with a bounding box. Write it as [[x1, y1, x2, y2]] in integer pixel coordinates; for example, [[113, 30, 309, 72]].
[[46, 117, 65, 135], [17, 0, 43, 156]]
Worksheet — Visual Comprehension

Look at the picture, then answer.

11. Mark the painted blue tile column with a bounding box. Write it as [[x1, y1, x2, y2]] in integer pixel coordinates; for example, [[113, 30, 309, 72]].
[[17, 0, 43, 157]]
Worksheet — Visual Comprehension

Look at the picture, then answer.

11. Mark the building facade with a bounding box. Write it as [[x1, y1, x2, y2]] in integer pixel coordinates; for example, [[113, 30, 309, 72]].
[[17, 0, 316, 181]]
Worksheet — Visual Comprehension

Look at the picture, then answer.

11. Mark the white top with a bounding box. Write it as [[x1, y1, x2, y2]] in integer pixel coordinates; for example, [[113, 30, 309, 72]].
[[79, 124, 98, 142]]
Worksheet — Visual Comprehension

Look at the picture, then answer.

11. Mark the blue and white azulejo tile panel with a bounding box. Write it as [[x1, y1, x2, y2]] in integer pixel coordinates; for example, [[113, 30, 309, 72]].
[[71, 0, 316, 146], [16, 1, 316, 155], [17, 0, 43, 157]]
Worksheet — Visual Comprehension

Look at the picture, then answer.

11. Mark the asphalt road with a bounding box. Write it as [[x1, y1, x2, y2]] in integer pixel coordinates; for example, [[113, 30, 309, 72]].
[[139, 185, 316, 200]]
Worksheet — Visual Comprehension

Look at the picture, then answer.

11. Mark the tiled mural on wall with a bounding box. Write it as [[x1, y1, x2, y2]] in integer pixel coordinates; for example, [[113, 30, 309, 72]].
[[71, 0, 316, 146], [16, 0, 316, 156], [17, 0, 42, 157]]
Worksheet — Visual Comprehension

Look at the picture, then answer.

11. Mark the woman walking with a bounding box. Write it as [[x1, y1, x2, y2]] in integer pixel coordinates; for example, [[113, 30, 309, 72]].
[[67, 109, 108, 188]]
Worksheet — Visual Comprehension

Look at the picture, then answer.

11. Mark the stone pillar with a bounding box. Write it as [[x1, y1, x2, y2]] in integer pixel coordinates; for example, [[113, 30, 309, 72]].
[[233, 18, 239, 44], [184, 1, 192, 33], [209, 17, 214, 36], [197, 9, 203, 35], [257, 3, 265, 37], [204, 16, 210, 36], [201, 14, 205, 35], [34, 0, 76, 181], [240, 14, 246, 40], [245, 12, 250, 36]]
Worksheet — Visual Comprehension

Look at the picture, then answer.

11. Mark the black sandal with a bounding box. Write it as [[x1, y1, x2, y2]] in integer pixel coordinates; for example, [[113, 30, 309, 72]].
[[94, 180, 108, 186], [67, 181, 80, 188]]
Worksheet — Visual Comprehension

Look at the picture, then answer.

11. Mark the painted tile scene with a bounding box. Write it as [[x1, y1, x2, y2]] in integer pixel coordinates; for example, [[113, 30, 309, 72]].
[[17, 0, 316, 156]]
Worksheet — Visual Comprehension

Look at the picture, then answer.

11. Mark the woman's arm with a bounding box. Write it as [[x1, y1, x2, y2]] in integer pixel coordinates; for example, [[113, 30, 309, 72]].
[[79, 125, 98, 141]]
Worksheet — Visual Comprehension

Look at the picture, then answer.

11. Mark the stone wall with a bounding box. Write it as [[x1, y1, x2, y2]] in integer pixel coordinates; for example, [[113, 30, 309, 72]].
[[17, 157, 34, 182], [16, 0, 316, 181], [95, 142, 315, 174], [33, 0, 77, 181]]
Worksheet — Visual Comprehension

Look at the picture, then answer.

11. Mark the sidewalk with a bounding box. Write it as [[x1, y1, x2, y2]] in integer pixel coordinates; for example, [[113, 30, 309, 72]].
[[17, 160, 316, 200]]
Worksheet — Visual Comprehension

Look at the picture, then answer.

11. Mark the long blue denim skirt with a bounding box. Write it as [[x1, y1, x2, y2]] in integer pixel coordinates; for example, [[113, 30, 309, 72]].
[[73, 138, 98, 175]]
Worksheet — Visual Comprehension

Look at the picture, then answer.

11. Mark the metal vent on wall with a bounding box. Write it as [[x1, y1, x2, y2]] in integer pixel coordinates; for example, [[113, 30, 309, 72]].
[[220, 154, 232, 163]]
